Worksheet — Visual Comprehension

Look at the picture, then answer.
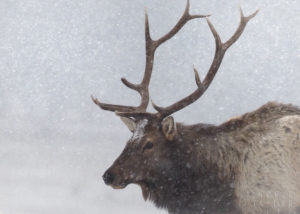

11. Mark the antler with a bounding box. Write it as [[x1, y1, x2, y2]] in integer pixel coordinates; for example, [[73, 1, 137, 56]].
[[151, 8, 259, 119], [92, 0, 209, 114]]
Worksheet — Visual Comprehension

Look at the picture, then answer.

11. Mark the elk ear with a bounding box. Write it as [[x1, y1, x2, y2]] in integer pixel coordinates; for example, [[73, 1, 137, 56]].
[[120, 117, 136, 132], [162, 116, 177, 141]]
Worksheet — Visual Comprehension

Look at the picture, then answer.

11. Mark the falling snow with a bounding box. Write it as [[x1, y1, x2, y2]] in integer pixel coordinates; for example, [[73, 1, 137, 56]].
[[0, 0, 299, 214]]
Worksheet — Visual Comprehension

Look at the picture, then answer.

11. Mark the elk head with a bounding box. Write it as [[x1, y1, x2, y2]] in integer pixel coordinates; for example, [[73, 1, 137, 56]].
[[92, 0, 258, 200], [101, 116, 178, 197]]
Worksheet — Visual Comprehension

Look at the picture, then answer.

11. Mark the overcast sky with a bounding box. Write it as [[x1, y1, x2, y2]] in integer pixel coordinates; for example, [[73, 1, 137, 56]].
[[0, 0, 299, 213]]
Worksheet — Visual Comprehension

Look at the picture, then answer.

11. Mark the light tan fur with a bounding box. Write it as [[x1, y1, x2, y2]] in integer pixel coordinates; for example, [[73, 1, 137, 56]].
[[235, 115, 300, 214]]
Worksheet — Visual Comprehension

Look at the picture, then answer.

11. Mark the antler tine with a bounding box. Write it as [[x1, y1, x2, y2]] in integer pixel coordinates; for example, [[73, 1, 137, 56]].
[[153, 0, 210, 49], [91, 95, 138, 112], [93, 0, 208, 116], [153, 8, 259, 119], [193, 65, 203, 88], [223, 8, 259, 50]]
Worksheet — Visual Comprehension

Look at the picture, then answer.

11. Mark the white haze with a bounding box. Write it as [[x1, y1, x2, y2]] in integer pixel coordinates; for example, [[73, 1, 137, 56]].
[[0, 0, 299, 213]]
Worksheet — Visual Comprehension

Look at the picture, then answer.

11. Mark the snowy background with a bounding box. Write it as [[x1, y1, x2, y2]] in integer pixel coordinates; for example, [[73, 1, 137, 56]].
[[0, 0, 299, 213]]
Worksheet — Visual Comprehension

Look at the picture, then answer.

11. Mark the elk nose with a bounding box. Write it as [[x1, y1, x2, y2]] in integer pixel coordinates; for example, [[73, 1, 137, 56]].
[[103, 171, 114, 185]]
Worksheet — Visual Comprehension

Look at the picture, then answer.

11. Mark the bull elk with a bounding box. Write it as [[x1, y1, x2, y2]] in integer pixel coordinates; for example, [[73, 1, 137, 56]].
[[92, 1, 300, 213]]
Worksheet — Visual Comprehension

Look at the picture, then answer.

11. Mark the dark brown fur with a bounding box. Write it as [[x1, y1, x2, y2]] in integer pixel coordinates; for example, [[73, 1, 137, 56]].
[[103, 102, 300, 214]]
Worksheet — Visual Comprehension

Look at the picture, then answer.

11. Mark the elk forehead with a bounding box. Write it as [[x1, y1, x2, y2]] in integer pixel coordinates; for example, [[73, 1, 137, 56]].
[[130, 119, 148, 143]]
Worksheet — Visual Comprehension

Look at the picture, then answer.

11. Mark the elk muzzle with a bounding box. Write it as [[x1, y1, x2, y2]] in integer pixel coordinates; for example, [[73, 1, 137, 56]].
[[102, 170, 114, 185], [102, 168, 129, 189]]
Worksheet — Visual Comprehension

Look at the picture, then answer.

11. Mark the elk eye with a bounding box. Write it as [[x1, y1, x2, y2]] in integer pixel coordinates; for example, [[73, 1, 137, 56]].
[[143, 141, 154, 151]]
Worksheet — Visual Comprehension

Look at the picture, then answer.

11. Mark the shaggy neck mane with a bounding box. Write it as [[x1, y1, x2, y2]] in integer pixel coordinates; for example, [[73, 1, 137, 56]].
[[142, 123, 240, 213], [141, 102, 300, 214]]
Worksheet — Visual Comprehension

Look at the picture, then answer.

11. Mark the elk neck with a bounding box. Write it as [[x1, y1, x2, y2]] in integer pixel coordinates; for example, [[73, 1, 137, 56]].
[[174, 122, 242, 182], [145, 122, 243, 213]]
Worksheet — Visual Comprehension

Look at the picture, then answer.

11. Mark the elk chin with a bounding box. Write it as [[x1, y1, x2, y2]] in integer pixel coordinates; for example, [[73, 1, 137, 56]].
[[110, 181, 128, 189]]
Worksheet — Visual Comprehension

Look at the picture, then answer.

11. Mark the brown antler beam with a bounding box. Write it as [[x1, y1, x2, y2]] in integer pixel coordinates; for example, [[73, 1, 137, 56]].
[[92, 0, 208, 114]]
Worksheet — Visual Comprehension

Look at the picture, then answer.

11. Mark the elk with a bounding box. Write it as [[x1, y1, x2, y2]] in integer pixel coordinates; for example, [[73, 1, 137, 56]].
[[92, 1, 300, 213]]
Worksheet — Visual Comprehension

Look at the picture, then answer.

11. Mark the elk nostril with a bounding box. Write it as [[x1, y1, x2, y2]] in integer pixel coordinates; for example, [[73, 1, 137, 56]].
[[103, 171, 114, 185]]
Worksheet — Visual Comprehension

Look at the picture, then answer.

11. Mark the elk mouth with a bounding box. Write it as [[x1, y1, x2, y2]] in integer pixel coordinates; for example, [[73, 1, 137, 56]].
[[110, 182, 129, 189], [105, 173, 155, 191], [108, 178, 132, 189], [111, 179, 153, 190]]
